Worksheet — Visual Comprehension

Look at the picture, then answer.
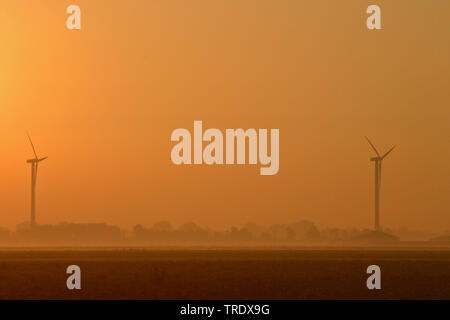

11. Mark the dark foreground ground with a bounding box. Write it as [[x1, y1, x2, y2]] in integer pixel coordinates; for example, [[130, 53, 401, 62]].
[[0, 247, 449, 299]]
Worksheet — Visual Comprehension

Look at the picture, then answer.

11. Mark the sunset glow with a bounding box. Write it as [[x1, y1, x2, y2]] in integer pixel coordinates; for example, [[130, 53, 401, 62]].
[[0, 0, 449, 234]]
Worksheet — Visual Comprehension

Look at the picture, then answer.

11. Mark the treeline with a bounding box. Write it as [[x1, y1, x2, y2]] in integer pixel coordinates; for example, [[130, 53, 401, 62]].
[[0, 223, 122, 245], [133, 221, 323, 244], [0, 220, 407, 245]]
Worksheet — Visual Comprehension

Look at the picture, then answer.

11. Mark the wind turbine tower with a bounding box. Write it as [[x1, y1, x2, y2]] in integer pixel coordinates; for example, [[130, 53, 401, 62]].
[[365, 137, 395, 231], [26, 133, 48, 228]]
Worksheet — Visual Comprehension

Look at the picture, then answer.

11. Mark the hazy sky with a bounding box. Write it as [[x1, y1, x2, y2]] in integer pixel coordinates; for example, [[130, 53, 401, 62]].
[[0, 0, 449, 231]]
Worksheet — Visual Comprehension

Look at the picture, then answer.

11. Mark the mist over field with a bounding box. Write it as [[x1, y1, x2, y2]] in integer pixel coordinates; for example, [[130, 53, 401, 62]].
[[0, 220, 448, 246]]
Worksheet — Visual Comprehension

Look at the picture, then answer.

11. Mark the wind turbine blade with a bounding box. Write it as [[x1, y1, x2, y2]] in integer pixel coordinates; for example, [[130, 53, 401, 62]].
[[27, 132, 38, 159], [365, 136, 380, 156], [382, 146, 395, 159]]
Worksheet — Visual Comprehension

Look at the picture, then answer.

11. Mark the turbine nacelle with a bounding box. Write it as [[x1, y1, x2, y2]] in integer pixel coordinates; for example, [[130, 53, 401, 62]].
[[26, 157, 48, 163]]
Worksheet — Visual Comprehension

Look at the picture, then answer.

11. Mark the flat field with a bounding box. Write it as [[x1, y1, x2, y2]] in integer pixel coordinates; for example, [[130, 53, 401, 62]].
[[0, 248, 449, 299]]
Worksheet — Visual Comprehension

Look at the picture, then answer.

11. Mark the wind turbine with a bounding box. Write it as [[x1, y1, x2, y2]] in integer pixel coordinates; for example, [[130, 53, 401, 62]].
[[365, 137, 395, 231], [26, 133, 48, 228]]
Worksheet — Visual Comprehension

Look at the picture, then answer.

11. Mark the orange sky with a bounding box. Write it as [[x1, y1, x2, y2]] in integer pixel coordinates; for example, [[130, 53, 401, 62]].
[[0, 0, 449, 231]]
